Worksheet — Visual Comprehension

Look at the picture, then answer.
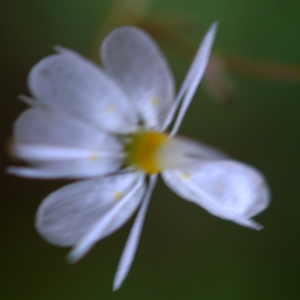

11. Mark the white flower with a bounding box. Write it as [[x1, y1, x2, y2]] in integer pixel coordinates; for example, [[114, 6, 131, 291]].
[[8, 23, 270, 290]]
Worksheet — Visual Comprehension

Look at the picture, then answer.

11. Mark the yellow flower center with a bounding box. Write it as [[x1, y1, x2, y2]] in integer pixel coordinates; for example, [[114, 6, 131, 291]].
[[125, 131, 169, 174]]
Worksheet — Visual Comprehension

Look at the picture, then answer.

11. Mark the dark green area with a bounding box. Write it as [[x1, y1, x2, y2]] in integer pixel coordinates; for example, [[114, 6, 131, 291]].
[[1, 0, 300, 299]]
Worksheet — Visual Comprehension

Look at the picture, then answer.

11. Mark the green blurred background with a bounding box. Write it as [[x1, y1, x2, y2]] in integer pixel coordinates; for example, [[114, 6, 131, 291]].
[[1, 0, 300, 299]]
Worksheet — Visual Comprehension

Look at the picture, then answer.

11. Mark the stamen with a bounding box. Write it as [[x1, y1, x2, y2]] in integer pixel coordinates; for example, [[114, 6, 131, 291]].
[[89, 152, 99, 161], [181, 172, 191, 179], [113, 191, 123, 200], [125, 131, 168, 174], [150, 98, 159, 106]]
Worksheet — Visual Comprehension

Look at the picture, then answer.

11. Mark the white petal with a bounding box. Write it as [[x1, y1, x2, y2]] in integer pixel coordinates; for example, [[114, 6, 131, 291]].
[[156, 136, 229, 170], [12, 108, 123, 178], [7, 160, 119, 179], [162, 160, 270, 229], [7, 166, 63, 179], [36, 173, 146, 254], [101, 26, 175, 130], [13, 145, 100, 161], [28, 47, 138, 133], [113, 174, 158, 291], [164, 22, 218, 135], [14, 107, 122, 150]]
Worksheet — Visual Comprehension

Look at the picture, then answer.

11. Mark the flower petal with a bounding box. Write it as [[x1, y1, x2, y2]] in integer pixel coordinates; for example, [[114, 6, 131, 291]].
[[101, 26, 175, 130], [164, 22, 218, 135], [7, 160, 119, 179], [113, 174, 158, 290], [156, 136, 229, 170], [36, 173, 146, 253], [162, 160, 270, 229], [11, 107, 123, 178], [14, 107, 122, 151], [28, 47, 138, 133]]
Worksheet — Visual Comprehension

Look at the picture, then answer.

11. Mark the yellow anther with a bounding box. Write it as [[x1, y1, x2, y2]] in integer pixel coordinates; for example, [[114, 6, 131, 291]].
[[113, 191, 122, 200], [150, 98, 159, 106], [125, 131, 168, 174], [89, 152, 99, 161], [181, 172, 191, 179]]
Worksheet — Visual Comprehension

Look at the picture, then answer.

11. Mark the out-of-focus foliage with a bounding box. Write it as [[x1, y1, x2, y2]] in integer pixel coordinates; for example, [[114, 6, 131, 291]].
[[1, 0, 300, 299]]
